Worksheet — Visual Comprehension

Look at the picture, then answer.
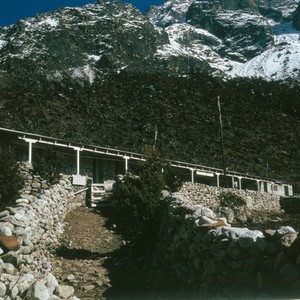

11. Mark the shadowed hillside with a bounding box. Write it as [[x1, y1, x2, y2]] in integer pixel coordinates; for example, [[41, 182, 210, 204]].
[[0, 73, 300, 190]]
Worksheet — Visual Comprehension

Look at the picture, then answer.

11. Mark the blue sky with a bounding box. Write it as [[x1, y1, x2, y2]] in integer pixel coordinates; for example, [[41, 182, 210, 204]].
[[0, 0, 163, 27]]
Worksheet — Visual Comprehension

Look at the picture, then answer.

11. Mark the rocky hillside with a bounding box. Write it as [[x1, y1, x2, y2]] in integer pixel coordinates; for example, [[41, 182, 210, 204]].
[[0, 0, 300, 190], [1, 0, 300, 82]]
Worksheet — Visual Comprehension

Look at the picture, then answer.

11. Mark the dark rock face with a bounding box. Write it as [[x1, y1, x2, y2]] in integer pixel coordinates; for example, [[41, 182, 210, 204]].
[[0, 2, 166, 82], [293, 3, 300, 30], [219, 0, 258, 10], [0, 0, 299, 83], [186, 1, 273, 61]]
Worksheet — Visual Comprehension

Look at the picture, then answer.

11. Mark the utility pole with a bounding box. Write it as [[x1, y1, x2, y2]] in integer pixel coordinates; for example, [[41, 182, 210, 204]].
[[153, 125, 158, 151], [217, 96, 227, 187]]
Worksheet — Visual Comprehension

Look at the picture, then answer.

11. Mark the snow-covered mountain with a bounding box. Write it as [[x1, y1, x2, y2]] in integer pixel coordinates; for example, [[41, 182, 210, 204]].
[[0, 0, 300, 83], [148, 0, 300, 81]]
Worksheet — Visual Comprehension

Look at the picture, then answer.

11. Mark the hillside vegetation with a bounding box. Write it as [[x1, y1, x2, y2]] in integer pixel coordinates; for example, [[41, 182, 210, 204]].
[[0, 73, 300, 190]]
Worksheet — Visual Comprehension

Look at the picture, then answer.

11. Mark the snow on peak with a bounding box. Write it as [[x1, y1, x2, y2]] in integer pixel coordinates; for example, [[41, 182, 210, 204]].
[[232, 23, 300, 81], [147, 0, 195, 27], [156, 23, 237, 74]]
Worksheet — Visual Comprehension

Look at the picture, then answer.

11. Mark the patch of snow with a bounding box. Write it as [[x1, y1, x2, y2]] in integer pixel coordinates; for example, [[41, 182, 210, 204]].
[[148, 0, 195, 27], [71, 65, 95, 84], [0, 39, 6, 50], [40, 17, 59, 27], [87, 54, 102, 61], [156, 23, 237, 74], [24, 17, 59, 31], [231, 32, 300, 80]]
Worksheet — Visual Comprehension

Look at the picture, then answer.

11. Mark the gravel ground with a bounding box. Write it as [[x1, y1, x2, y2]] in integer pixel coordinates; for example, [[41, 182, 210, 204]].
[[51, 206, 152, 300]]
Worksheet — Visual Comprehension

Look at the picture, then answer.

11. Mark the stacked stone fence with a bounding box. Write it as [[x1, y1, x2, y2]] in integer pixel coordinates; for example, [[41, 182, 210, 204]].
[[153, 183, 300, 299], [180, 182, 281, 212], [0, 162, 82, 300]]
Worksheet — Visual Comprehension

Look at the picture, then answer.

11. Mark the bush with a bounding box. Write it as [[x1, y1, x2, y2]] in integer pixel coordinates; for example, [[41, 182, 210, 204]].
[[0, 145, 24, 209], [110, 148, 180, 251], [33, 147, 64, 183], [220, 191, 246, 208]]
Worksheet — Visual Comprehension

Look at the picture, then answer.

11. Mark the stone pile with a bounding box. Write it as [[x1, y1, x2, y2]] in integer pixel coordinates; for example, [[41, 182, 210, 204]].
[[153, 185, 300, 298], [0, 162, 82, 300]]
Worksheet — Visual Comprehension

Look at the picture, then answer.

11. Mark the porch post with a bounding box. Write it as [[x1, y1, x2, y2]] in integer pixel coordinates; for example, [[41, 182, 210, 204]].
[[215, 172, 220, 187], [124, 156, 129, 172], [256, 180, 260, 192], [190, 168, 195, 184], [24, 138, 37, 164], [72, 147, 81, 175], [232, 176, 235, 188], [76, 149, 80, 175], [238, 177, 242, 190]]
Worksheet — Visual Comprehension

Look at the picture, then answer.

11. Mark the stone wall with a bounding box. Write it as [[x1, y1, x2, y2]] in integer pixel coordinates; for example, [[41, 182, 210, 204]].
[[153, 184, 300, 299], [0, 163, 82, 300], [180, 182, 281, 211]]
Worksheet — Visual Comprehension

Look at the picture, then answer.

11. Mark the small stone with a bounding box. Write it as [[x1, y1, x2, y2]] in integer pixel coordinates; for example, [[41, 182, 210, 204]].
[[264, 229, 276, 238], [276, 226, 296, 237], [0, 282, 6, 297], [0, 211, 10, 218], [14, 213, 24, 222], [0, 216, 24, 228], [0, 236, 21, 251], [31, 280, 51, 300], [31, 182, 41, 189], [0, 226, 12, 236], [16, 273, 35, 294], [16, 198, 29, 205], [44, 272, 59, 295], [67, 274, 75, 281], [10, 286, 18, 299], [0, 222, 14, 231], [82, 285, 95, 291], [280, 232, 298, 248], [21, 246, 32, 255], [55, 285, 74, 299], [4, 263, 16, 275]]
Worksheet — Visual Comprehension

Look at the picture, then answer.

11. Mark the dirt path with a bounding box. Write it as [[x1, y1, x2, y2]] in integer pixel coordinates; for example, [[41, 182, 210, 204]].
[[51, 206, 151, 300]]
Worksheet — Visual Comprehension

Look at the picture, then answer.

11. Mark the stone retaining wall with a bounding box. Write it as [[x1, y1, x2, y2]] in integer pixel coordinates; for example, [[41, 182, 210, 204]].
[[153, 184, 300, 299], [180, 182, 281, 211], [0, 163, 82, 300]]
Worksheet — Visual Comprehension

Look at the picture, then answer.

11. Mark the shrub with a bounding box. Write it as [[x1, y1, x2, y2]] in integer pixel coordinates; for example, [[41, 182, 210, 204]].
[[33, 147, 64, 183], [220, 191, 246, 208], [0, 145, 24, 209], [110, 148, 179, 251]]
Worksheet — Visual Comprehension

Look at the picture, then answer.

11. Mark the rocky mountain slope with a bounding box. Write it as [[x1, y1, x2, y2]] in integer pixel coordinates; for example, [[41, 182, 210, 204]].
[[0, 0, 300, 82], [148, 0, 300, 80], [0, 0, 300, 190]]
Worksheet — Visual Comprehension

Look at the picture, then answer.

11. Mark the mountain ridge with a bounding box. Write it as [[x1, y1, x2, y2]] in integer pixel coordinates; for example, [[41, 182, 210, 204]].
[[0, 0, 300, 82]]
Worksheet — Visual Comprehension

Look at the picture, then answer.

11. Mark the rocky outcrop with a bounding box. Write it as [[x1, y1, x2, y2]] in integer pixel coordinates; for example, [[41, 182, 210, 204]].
[[186, 1, 274, 61], [0, 1, 166, 83], [0, 163, 81, 299], [293, 2, 300, 30], [153, 184, 300, 298]]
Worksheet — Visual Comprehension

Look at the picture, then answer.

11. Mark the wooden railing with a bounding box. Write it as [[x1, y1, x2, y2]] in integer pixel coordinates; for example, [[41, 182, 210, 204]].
[[86, 180, 113, 208]]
